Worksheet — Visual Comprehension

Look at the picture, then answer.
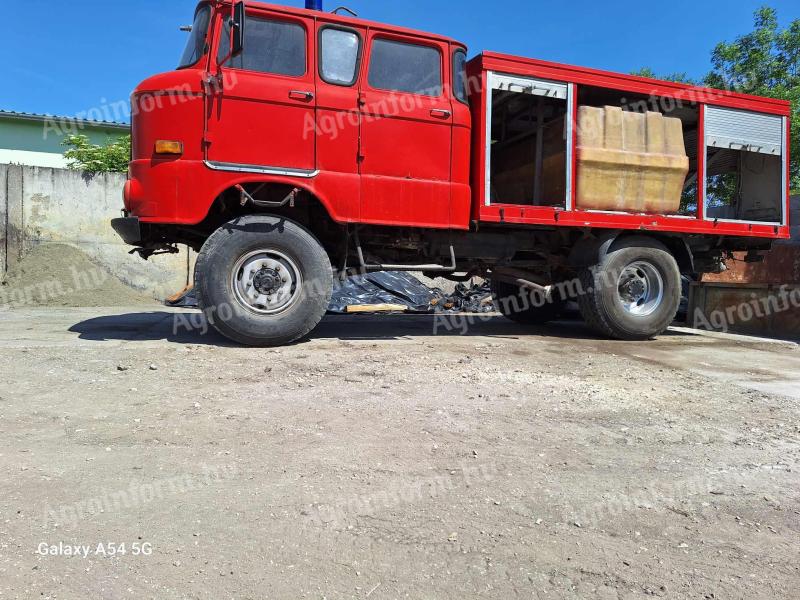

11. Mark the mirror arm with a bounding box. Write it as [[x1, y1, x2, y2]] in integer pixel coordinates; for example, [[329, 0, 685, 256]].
[[214, 17, 237, 75], [209, 2, 244, 84]]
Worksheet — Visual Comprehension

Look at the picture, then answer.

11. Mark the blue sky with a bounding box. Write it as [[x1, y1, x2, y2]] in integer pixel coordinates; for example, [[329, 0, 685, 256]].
[[1, 0, 796, 122]]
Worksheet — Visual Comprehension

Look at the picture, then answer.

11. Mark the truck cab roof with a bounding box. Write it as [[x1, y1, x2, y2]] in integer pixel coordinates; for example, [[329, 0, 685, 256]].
[[228, 0, 466, 49]]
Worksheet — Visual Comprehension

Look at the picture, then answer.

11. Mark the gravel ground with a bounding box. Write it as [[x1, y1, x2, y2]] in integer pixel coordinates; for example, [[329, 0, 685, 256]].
[[1, 306, 799, 599]]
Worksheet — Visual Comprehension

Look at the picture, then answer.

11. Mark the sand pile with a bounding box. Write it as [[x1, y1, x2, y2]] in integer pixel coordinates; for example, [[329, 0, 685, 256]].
[[1, 243, 154, 307]]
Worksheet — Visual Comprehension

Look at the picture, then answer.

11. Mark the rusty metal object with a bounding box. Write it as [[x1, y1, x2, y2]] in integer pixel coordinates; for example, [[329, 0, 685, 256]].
[[688, 282, 800, 338]]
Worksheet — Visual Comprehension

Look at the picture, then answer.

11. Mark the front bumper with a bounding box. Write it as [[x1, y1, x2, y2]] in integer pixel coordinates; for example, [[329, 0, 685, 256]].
[[111, 216, 144, 246]]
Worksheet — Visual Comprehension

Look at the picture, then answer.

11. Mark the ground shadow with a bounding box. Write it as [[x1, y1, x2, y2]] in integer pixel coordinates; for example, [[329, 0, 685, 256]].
[[313, 313, 609, 341], [68, 311, 234, 346], [69, 310, 637, 346]]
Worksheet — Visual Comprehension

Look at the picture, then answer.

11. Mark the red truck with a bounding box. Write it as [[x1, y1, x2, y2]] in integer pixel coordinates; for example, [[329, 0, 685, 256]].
[[112, 0, 792, 346]]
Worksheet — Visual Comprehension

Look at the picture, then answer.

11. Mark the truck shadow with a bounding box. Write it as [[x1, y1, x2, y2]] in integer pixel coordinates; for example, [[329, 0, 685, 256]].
[[68, 311, 235, 346], [68, 311, 620, 345]]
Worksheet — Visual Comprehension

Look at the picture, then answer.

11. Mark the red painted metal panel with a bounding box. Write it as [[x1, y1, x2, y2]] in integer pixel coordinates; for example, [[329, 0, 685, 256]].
[[468, 65, 488, 220], [450, 49, 473, 227], [357, 30, 454, 228], [478, 204, 790, 240], [128, 159, 350, 225], [206, 7, 317, 171], [475, 52, 790, 117], [313, 17, 367, 223]]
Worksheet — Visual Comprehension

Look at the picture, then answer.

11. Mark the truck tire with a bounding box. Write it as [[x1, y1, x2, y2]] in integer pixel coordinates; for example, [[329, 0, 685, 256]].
[[577, 236, 680, 340], [491, 280, 565, 325], [194, 215, 332, 347]]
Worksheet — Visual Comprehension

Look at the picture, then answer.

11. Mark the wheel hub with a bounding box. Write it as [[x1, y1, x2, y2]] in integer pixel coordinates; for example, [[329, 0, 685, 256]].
[[253, 267, 283, 295], [231, 250, 302, 315], [616, 261, 664, 317], [621, 277, 647, 302]]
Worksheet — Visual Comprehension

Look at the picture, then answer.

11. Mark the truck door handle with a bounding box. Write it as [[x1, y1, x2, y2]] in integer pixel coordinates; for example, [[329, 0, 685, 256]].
[[289, 90, 314, 101], [430, 109, 451, 119]]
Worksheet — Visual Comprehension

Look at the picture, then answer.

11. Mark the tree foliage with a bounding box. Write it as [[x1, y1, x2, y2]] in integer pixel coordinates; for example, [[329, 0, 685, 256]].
[[631, 67, 696, 85], [636, 6, 799, 189], [62, 134, 131, 175], [705, 7, 799, 189]]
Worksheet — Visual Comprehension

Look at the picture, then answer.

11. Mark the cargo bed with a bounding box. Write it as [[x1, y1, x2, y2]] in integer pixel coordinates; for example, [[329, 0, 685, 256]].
[[468, 52, 792, 240]]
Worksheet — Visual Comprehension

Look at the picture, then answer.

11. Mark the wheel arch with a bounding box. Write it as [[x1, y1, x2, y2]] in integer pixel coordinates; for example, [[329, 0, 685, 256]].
[[198, 177, 347, 261], [204, 174, 342, 218], [569, 230, 694, 274]]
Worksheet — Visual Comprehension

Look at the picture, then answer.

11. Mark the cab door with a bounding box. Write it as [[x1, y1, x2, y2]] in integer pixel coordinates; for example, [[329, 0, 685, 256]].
[[314, 22, 366, 221], [358, 34, 453, 227], [207, 9, 316, 173]]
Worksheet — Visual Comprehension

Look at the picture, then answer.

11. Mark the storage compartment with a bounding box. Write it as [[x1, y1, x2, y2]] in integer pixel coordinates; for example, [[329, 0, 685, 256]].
[[704, 106, 786, 224], [484, 73, 786, 223], [487, 74, 569, 207]]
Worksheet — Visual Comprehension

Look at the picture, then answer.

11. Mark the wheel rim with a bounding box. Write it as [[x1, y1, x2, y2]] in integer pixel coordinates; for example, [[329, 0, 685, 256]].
[[231, 249, 302, 315], [616, 260, 664, 317]]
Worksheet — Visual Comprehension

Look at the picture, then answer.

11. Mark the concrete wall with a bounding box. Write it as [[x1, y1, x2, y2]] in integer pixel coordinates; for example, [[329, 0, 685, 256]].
[[0, 164, 193, 299]]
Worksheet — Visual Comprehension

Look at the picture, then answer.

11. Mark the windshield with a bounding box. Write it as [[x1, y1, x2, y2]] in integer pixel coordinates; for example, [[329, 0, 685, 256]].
[[178, 5, 211, 69]]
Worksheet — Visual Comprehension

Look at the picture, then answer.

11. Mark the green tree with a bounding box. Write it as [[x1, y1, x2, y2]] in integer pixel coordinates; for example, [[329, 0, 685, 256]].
[[631, 67, 696, 85], [62, 134, 131, 175], [636, 6, 799, 190], [704, 7, 799, 191]]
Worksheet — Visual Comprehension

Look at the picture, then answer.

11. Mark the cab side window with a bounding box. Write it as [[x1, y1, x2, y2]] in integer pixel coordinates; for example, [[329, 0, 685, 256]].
[[453, 50, 468, 103], [320, 28, 361, 86], [219, 16, 306, 76], [368, 38, 442, 96]]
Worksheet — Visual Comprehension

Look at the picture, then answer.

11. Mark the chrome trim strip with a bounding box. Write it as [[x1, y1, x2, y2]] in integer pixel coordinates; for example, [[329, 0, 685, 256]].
[[565, 83, 575, 211], [701, 104, 709, 221], [204, 161, 320, 178], [484, 71, 494, 206]]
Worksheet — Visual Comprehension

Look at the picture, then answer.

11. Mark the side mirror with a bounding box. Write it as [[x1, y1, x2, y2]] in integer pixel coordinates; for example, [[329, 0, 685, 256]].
[[231, 1, 246, 56]]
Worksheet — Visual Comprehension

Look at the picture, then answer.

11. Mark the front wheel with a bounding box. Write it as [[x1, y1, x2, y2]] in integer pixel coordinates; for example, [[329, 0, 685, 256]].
[[194, 215, 333, 346], [577, 237, 681, 341]]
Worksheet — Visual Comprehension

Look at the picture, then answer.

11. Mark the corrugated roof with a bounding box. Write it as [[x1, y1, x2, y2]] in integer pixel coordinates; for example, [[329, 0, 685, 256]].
[[0, 109, 130, 129]]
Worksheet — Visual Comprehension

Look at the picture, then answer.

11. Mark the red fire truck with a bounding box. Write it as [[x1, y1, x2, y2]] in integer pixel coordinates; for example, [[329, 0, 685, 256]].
[[112, 0, 792, 346]]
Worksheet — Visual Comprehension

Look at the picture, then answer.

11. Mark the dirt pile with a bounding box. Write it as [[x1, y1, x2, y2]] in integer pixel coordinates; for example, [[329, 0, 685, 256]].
[[0, 243, 154, 307]]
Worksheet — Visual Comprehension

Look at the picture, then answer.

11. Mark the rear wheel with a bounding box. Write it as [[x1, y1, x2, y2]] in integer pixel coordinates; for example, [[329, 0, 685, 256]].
[[195, 215, 332, 346], [491, 279, 565, 325], [577, 236, 680, 340]]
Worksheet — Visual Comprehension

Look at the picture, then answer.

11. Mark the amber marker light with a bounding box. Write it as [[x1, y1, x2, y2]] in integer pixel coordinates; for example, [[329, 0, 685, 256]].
[[154, 140, 184, 155]]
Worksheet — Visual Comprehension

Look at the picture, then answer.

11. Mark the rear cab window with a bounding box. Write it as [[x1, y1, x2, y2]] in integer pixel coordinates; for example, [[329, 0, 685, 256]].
[[452, 49, 468, 103], [319, 27, 361, 86], [368, 38, 442, 96], [218, 14, 307, 76]]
